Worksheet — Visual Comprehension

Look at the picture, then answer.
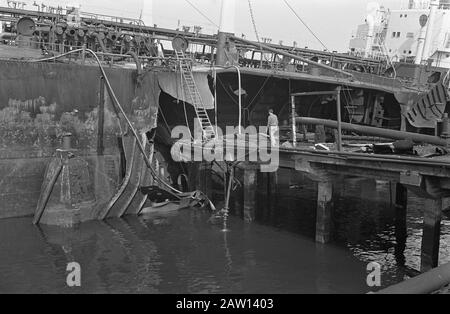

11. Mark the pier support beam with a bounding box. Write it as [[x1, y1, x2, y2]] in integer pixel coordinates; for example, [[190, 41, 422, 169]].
[[394, 183, 408, 267], [198, 163, 213, 199], [188, 162, 201, 191], [316, 181, 333, 244], [232, 167, 243, 217], [259, 171, 279, 223], [268, 171, 278, 214], [421, 198, 443, 272], [243, 165, 258, 223]]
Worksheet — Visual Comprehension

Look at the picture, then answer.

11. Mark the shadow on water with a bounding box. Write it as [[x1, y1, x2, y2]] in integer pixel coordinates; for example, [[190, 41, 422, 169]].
[[0, 168, 448, 294], [253, 168, 450, 289], [0, 210, 368, 294]]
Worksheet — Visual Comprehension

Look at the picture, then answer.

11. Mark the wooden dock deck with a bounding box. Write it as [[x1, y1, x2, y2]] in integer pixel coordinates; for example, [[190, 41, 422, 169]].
[[193, 141, 450, 274]]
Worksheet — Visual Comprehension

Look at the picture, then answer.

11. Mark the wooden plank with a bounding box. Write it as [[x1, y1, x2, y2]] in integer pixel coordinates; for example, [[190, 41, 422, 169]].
[[33, 158, 63, 225], [421, 199, 443, 272], [316, 181, 333, 244]]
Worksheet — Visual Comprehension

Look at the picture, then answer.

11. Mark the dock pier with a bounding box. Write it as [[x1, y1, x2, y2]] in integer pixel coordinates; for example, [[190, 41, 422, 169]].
[[222, 146, 450, 273]]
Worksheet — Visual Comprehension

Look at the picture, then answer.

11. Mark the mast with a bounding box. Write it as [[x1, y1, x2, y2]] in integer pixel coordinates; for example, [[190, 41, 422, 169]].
[[216, 0, 236, 66], [421, 0, 439, 62]]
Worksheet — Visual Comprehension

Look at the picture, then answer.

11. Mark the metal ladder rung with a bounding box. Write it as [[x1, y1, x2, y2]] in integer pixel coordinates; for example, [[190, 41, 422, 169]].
[[176, 49, 216, 140]]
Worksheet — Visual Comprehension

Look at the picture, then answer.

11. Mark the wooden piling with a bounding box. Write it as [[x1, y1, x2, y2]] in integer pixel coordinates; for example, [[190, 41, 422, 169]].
[[316, 181, 333, 244], [244, 165, 258, 223], [268, 171, 278, 204], [421, 198, 443, 272], [198, 162, 213, 199], [268, 171, 279, 224], [188, 162, 201, 191], [257, 171, 278, 223], [394, 183, 408, 267], [232, 167, 243, 218]]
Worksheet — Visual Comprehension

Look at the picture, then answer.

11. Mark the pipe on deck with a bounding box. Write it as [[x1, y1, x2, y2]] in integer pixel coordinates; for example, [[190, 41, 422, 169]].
[[0, 32, 15, 41], [296, 117, 448, 147], [377, 262, 450, 294], [230, 35, 353, 78]]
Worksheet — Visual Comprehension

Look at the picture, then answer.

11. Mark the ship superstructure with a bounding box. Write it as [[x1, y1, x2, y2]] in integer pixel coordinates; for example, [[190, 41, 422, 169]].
[[350, 0, 450, 68]]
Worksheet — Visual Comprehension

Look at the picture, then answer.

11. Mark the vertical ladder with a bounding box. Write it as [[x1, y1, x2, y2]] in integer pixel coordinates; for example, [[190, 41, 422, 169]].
[[175, 50, 216, 141]]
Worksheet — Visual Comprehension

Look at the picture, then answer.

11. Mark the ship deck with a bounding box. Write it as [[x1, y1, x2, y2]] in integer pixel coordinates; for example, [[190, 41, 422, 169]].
[[214, 66, 422, 94]]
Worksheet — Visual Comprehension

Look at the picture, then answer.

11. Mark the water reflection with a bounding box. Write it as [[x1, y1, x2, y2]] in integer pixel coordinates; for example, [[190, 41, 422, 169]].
[[0, 210, 369, 294], [256, 169, 450, 288], [0, 168, 448, 294]]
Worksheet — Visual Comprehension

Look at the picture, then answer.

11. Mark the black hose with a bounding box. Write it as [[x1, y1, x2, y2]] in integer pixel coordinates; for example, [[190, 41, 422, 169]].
[[296, 117, 448, 147]]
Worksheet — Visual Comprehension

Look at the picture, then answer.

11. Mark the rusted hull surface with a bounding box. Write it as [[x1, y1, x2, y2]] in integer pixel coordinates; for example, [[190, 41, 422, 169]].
[[0, 157, 49, 218], [0, 60, 160, 219], [0, 61, 159, 155]]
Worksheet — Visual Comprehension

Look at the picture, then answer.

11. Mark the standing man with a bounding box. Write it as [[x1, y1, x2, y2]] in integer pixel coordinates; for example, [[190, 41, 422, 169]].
[[267, 109, 279, 147]]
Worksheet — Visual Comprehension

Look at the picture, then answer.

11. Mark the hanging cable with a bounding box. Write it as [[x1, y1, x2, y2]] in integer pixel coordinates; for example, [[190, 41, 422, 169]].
[[248, 76, 272, 108], [159, 105, 173, 136], [282, 0, 329, 51], [247, 0, 261, 43], [184, 0, 219, 28], [216, 75, 240, 106]]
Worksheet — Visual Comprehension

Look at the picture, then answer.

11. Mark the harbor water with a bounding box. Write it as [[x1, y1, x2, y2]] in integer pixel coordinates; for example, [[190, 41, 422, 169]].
[[0, 169, 449, 294]]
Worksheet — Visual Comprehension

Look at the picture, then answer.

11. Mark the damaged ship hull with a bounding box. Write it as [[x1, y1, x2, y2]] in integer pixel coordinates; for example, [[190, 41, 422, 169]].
[[0, 60, 160, 221]]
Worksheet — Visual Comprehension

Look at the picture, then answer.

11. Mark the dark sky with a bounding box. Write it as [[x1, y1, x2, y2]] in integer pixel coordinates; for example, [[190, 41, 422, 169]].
[[13, 0, 406, 52]]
